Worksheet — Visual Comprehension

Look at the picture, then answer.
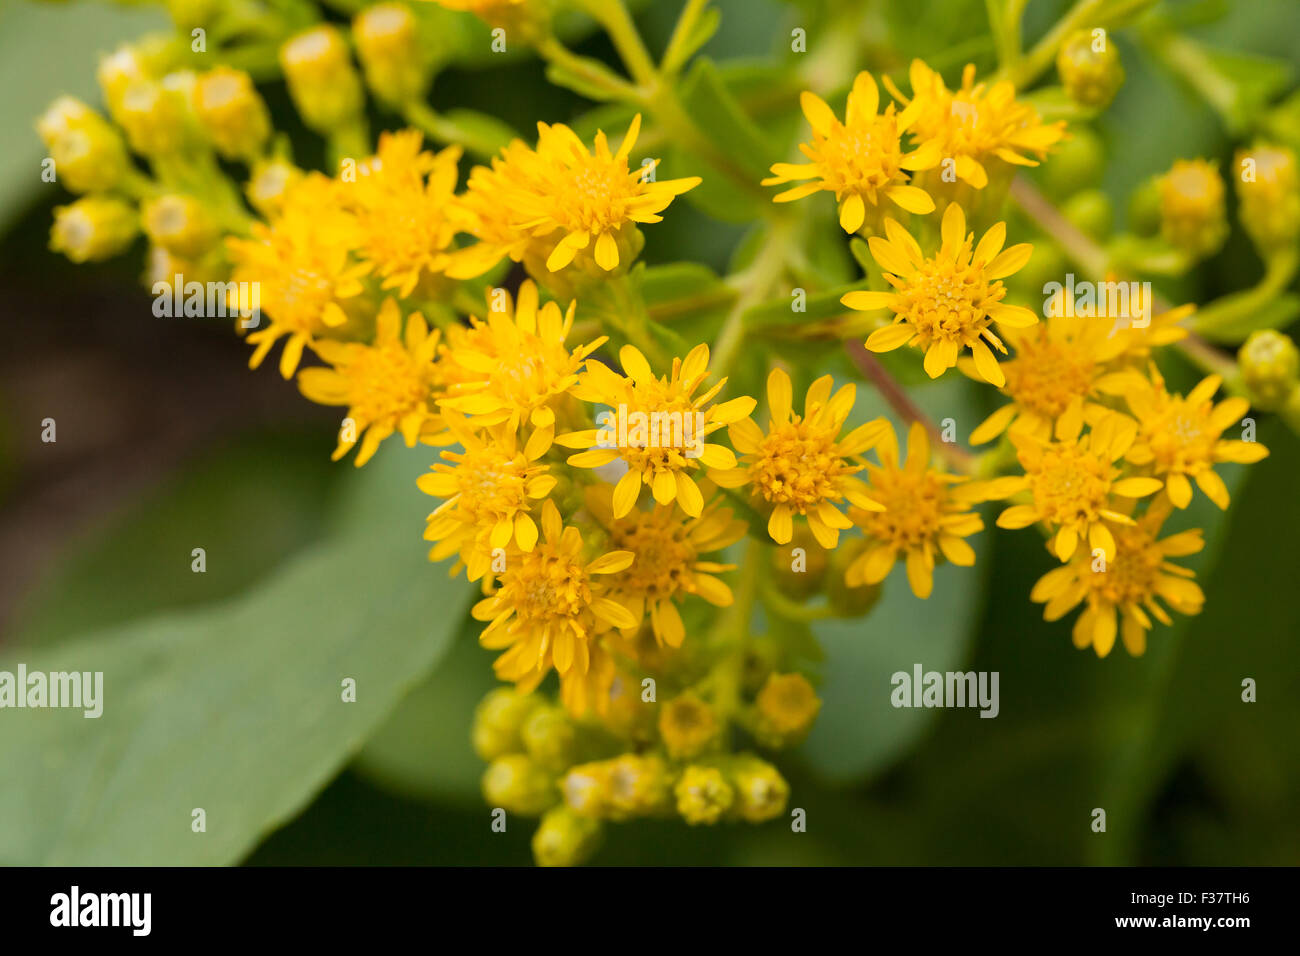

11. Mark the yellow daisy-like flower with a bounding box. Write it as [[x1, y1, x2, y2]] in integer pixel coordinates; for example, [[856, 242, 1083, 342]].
[[762, 71, 937, 232], [473, 500, 638, 692], [297, 297, 446, 466], [1159, 158, 1228, 259], [438, 281, 606, 459], [585, 483, 746, 648], [1031, 499, 1205, 657], [964, 309, 1144, 445], [886, 60, 1066, 189], [843, 204, 1038, 386], [557, 344, 755, 519], [844, 421, 984, 599], [463, 115, 701, 274], [711, 368, 886, 548], [987, 412, 1164, 562], [341, 130, 496, 298], [418, 415, 557, 578], [228, 172, 368, 377], [1123, 366, 1268, 509]]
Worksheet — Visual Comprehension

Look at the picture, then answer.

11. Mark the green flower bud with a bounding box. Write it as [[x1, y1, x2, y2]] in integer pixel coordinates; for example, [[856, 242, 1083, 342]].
[[531, 807, 603, 867], [141, 194, 219, 260], [769, 524, 827, 600], [1056, 28, 1125, 110], [1239, 330, 1299, 412], [753, 672, 821, 748], [279, 25, 364, 134], [728, 755, 790, 823], [1235, 143, 1300, 250], [520, 704, 578, 772], [674, 765, 734, 825], [1159, 159, 1228, 260], [481, 753, 556, 817], [1062, 188, 1114, 242], [354, 3, 432, 107], [193, 67, 270, 162], [472, 687, 542, 760]]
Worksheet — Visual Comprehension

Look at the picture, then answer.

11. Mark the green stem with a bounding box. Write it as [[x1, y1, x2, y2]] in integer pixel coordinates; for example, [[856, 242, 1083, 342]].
[[403, 101, 510, 160]]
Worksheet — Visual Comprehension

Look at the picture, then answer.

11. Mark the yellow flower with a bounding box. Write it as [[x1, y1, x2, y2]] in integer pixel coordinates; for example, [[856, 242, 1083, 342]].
[[558, 344, 754, 519], [964, 309, 1144, 445], [1031, 500, 1205, 657], [463, 115, 700, 274], [845, 421, 984, 599], [227, 173, 367, 377], [762, 71, 937, 232], [297, 298, 446, 465], [658, 693, 719, 760], [674, 766, 734, 825], [711, 368, 886, 548], [988, 412, 1163, 562], [1123, 367, 1268, 509], [843, 204, 1037, 385], [473, 500, 638, 692], [754, 672, 821, 746], [419, 414, 557, 577], [340, 130, 496, 297], [439, 281, 606, 458], [885, 60, 1066, 189], [585, 483, 745, 648], [1159, 158, 1227, 259]]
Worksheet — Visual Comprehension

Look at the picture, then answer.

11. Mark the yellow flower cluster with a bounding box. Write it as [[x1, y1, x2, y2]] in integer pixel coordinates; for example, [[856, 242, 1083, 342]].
[[36, 2, 1282, 864]]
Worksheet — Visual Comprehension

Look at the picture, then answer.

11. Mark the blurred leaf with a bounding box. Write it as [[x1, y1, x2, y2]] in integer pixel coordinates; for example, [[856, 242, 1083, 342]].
[[0, 441, 472, 865], [1196, 291, 1300, 343]]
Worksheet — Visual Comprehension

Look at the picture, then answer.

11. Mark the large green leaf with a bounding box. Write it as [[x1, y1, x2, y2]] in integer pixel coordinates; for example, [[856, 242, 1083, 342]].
[[0, 441, 472, 865]]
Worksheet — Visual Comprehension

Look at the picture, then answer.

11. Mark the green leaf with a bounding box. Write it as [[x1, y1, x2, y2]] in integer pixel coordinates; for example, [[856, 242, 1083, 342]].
[[743, 282, 861, 330], [639, 261, 735, 340], [0, 442, 473, 865], [1196, 292, 1300, 344]]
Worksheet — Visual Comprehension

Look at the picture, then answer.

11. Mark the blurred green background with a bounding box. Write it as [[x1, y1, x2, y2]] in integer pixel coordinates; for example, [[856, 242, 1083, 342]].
[[1, 0, 1297, 865]]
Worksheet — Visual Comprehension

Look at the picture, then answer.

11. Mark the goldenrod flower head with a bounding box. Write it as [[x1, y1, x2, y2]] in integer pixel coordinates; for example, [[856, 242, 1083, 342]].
[[472, 500, 637, 691], [49, 196, 139, 264], [97, 44, 151, 114], [521, 705, 578, 772], [586, 484, 744, 648], [763, 71, 937, 232], [729, 756, 789, 823], [1235, 143, 1300, 248], [279, 25, 364, 133], [558, 344, 755, 519], [675, 765, 734, 825], [604, 753, 671, 820], [658, 693, 719, 760], [1123, 367, 1268, 509], [990, 412, 1163, 562], [965, 309, 1142, 445], [420, 417, 556, 571], [887, 61, 1066, 188], [754, 672, 821, 746], [482, 753, 556, 815], [227, 173, 367, 377], [115, 75, 194, 156], [1239, 329, 1300, 411], [341, 131, 490, 298], [465, 116, 701, 274], [354, 3, 431, 106], [38, 98, 129, 194], [141, 193, 219, 260], [845, 205, 1038, 386], [561, 761, 609, 817], [1032, 500, 1205, 657], [245, 158, 304, 218], [440, 281, 605, 457], [471, 687, 542, 760], [1056, 29, 1125, 109], [1159, 158, 1227, 259], [532, 806, 603, 867], [845, 421, 983, 599], [297, 298, 445, 465], [712, 367, 885, 548], [192, 66, 270, 161]]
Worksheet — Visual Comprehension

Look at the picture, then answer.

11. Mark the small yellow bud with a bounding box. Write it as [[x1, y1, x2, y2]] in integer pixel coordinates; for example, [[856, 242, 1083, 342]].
[[674, 765, 734, 825], [1239, 330, 1300, 412], [520, 705, 577, 772], [729, 755, 790, 823], [116, 76, 194, 156], [754, 672, 821, 747], [193, 67, 271, 162], [50, 197, 139, 264], [1159, 159, 1228, 260], [481, 753, 556, 816], [38, 102, 130, 194], [245, 158, 305, 219], [1235, 144, 1300, 249], [1056, 29, 1124, 109], [604, 753, 670, 820], [471, 687, 541, 760], [37, 97, 96, 146], [531, 807, 603, 867], [98, 45, 150, 115], [141, 194, 219, 259], [279, 26, 364, 133], [657, 692, 719, 760], [354, 3, 432, 106], [561, 762, 610, 818]]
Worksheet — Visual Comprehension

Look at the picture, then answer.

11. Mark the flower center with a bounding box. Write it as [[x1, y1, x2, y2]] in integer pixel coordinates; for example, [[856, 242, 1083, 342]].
[[1087, 526, 1162, 605], [1003, 334, 1096, 419], [609, 514, 696, 600], [814, 115, 904, 195], [348, 343, 436, 424], [854, 468, 947, 550], [751, 419, 847, 512], [900, 259, 996, 343], [1028, 444, 1113, 525], [501, 548, 591, 626]]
